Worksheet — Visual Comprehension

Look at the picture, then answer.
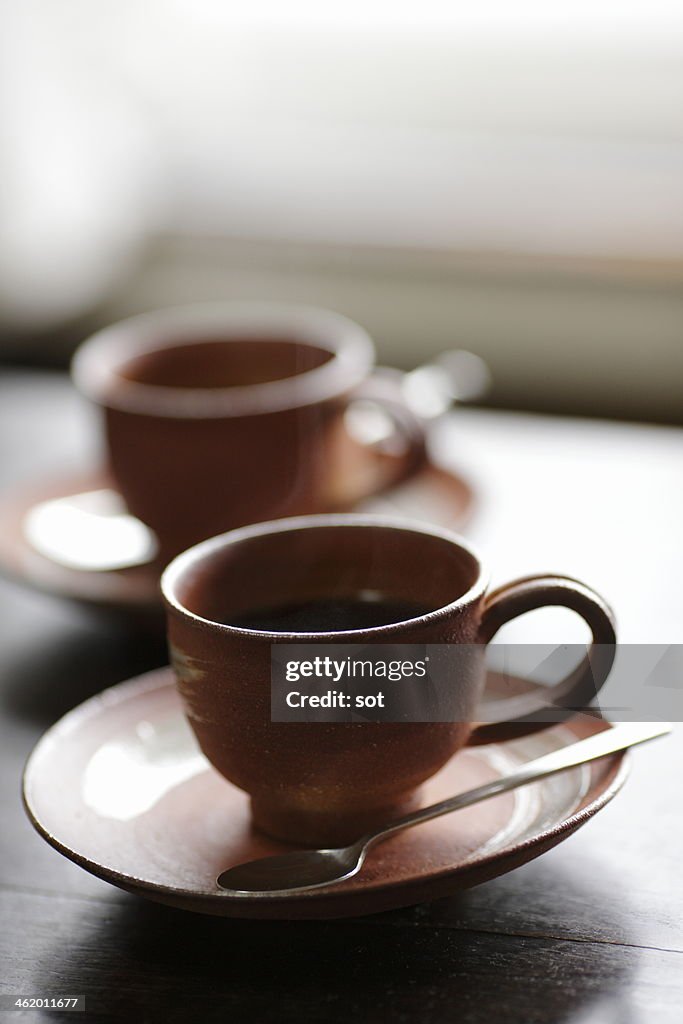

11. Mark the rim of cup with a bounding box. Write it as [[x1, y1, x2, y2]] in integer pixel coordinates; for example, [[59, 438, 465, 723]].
[[161, 513, 489, 640], [72, 303, 374, 419]]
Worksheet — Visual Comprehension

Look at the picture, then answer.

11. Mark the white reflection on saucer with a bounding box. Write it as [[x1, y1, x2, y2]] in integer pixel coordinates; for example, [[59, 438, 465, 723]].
[[470, 725, 590, 859], [23, 488, 158, 571], [82, 713, 207, 821]]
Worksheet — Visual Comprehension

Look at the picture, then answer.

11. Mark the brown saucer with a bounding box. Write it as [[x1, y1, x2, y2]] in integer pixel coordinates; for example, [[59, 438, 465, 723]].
[[23, 668, 628, 920], [0, 445, 474, 615]]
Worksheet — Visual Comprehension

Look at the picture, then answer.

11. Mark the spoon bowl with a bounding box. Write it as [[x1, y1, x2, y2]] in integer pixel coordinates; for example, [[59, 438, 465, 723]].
[[217, 843, 367, 895]]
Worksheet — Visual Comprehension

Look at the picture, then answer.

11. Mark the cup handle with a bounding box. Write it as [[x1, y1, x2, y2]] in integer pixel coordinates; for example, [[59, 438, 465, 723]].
[[341, 370, 428, 497], [468, 574, 617, 745]]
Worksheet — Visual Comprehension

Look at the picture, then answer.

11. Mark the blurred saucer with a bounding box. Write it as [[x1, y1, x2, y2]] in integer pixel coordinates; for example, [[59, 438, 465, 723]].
[[0, 445, 474, 616], [23, 667, 628, 920]]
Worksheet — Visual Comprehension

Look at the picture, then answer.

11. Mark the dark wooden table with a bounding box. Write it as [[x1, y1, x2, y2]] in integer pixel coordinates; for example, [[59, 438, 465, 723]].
[[1, 369, 681, 1023]]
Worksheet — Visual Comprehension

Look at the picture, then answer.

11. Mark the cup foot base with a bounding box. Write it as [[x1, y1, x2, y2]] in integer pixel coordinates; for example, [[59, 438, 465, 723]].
[[250, 790, 423, 848]]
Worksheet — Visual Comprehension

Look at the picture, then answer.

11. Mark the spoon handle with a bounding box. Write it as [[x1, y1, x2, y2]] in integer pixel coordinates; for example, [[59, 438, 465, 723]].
[[363, 722, 670, 849]]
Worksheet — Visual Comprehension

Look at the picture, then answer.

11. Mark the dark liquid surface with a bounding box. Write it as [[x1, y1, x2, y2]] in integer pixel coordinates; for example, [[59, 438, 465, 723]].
[[229, 595, 433, 632]]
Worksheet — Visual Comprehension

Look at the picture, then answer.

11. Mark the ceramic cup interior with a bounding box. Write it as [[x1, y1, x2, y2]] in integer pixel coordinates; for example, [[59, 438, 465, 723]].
[[72, 304, 374, 418], [165, 516, 484, 635], [117, 338, 333, 390]]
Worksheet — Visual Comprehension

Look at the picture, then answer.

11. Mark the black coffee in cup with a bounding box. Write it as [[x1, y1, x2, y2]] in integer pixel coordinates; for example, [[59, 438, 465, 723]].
[[229, 594, 433, 632]]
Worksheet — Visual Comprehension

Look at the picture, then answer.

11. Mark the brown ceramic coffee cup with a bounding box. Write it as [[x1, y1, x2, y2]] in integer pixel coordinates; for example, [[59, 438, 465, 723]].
[[162, 514, 616, 846], [72, 304, 426, 560]]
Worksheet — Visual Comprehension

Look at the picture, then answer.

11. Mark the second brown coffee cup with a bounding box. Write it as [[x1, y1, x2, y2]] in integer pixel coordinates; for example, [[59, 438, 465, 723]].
[[72, 304, 426, 560], [162, 514, 616, 846]]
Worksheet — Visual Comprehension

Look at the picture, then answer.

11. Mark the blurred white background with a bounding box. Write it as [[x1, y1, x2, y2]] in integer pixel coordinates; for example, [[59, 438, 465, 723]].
[[1, 0, 682, 419]]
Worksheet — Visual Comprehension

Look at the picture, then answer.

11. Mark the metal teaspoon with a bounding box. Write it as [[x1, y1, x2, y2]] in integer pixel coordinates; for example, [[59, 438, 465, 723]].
[[217, 721, 670, 897]]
